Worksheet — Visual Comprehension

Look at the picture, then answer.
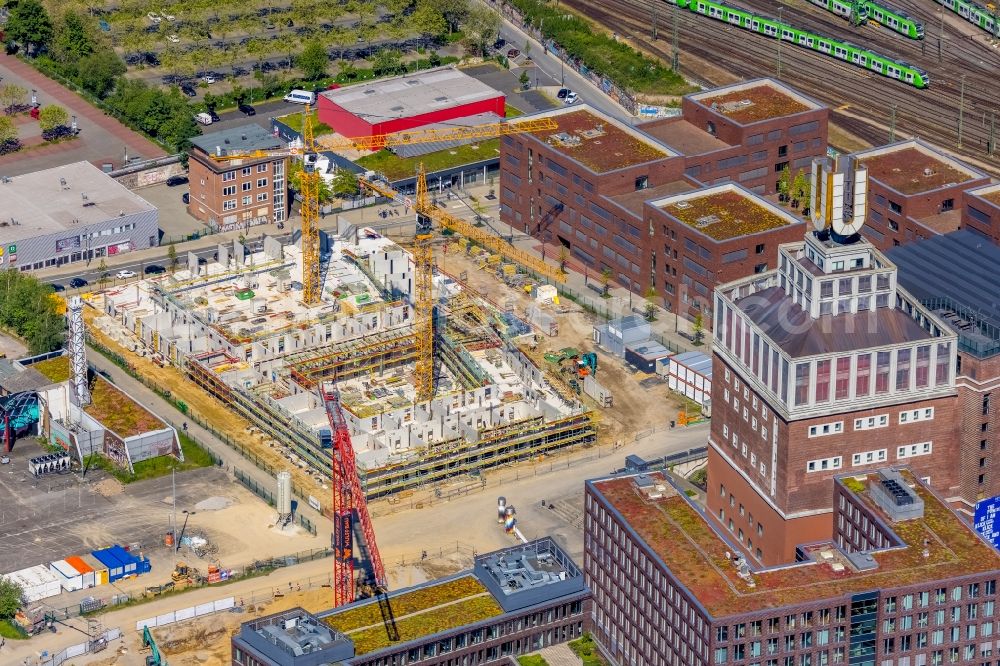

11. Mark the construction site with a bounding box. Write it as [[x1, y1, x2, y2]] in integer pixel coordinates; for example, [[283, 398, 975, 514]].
[[95, 221, 596, 504]]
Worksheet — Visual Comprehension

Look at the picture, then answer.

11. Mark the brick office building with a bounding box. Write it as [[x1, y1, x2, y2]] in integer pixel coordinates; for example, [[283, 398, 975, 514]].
[[498, 78, 827, 324], [889, 230, 1000, 513], [231, 539, 590, 666], [961, 182, 1000, 246], [708, 230, 960, 565], [187, 124, 288, 230], [585, 469, 1000, 666], [852, 139, 989, 251]]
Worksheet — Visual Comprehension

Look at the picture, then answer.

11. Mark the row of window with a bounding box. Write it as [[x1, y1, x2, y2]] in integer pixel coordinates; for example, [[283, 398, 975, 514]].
[[222, 193, 269, 211], [808, 409, 933, 437], [806, 443, 932, 472], [222, 163, 270, 182]]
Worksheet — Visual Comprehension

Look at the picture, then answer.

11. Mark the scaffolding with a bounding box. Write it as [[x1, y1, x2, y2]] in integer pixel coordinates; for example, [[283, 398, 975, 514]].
[[288, 331, 419, 389]]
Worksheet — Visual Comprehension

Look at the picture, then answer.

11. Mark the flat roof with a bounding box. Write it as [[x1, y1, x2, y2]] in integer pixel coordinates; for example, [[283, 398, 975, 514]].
[[640, 118, 732, 154], [84, 376, 166, 438], [323, 575, 503, 655], [855, 140, 983, 195], [914, 209, 962, 235], [607, 180, 696, 218], [0, 161, 155, 244], [530, 106, 675, 173], [691, 79, 819, 124], [887, 230, 1000, 358], [190, 123, 284, 156], [737, 285, 932, 357], [968, 182, 1000, 208], [320, 66, 502, 123], [590, 470, 1000, 618], [652, 184, 798, 241]]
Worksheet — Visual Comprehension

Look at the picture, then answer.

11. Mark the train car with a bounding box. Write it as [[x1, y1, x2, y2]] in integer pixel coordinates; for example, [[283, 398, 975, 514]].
[[931, 0, 1000, 37], [687, 0, 929, 87], [864, 3, 924, 39]]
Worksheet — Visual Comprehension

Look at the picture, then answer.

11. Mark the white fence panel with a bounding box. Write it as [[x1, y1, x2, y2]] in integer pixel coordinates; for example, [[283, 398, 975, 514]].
[[136, 617, 157, 631], [174, 606, 196, 621], [195, 601, 216, 616], [213, 597, 235, 612], [65, 642, 88, 658], [155, 611, 176, 626]]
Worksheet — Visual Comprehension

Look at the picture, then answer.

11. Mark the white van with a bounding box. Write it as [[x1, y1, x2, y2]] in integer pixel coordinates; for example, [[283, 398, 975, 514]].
[[284, 90, 316, 105], [194, 112, 213, 125]]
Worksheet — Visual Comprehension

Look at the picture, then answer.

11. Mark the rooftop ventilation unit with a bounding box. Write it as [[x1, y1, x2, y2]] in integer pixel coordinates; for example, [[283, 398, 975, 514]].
[[674, 201, 692, 209], [695, 214, 721, 228]]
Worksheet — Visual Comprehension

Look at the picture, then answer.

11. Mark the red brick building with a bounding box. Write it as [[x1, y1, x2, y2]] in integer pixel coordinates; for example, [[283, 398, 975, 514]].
[[709, 232, 960, 566], [586, 470, 1000, 666], [889, 230, 1000, 514], [853, 139, 989, 250], [961, 182, 1000, 245], [187, 124, 287, 229], [317, 66, 505, 144], [498, 78, 828, 325]]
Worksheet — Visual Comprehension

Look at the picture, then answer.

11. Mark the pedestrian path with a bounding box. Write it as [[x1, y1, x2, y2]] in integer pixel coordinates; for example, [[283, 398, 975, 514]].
[[535, 643, 584, 665]]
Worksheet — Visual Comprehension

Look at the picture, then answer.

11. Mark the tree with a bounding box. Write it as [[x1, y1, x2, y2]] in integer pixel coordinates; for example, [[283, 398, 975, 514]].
[[411, 2, 448, 40], [296, 39, 328, 80], [0, 83, 28, 115], [644, 286, 658, 321], [371, 49, 403, 76], [38, 104, 70, 132], [97, 258, 110, 289], [53, 10, 95, 65], [0, 116, 16, 144], [461, 5, 500, 57], [600, 267, 612, 298], [0, 576, 24, 618], [78, 49, 126, 98], [558, 245, 569, 272], [777, 164, 791, 203], [791, 170, 809, 209], [692, 312, 704, 346], [5, 0, 53, 55], [337, 59, 358, 82], [332, 169, 359, 197], [426, 0, 468, 33], [518, 69, 530, 89], [0, 270, 65, 353], [167, 242, 178, 273]]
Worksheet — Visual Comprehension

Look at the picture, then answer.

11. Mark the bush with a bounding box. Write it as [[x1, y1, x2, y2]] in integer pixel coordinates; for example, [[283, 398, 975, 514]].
[[0, 139, 22, 155]]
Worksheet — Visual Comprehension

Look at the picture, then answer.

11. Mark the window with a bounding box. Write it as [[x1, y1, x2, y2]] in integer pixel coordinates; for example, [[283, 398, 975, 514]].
[[854, 415, 888, 430], [889, 200, 902, 214], [257, 178, 268, 188], [897, 442, 933, 459], [257, 192, 268, 202], [815, 359, 831, 402], [808, 421, 843, 437], [242, 195, 251, 206], [807, 456, 842, 472], [795, 362, 811, 406], [899, 408, 934, 424], [896, 348, 911, 390], [241, 182, 252, 192], [242, 166, 252, 176], [257, 163, 269, 173], [223, 200, 237, 211], [223, 185, 236, 196], [875, 352, 891, 393], [756, 243, 765, 254], [852, 449, 887, 466], [222, 170, 236, 182]]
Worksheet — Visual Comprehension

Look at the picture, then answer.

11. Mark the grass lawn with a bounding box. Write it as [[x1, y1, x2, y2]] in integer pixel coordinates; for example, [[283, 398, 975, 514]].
[[278, 109, 333, 135], [0, 619, 27, 639], [356, 139, 500, 181], [90, 432, 215, 484], [569, 634, 608, 666], [518, 656, 550, 666]]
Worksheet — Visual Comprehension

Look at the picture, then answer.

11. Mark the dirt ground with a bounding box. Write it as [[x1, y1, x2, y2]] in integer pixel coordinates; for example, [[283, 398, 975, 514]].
[[434, 246, 684, 444], [83, 555, 467, 666], [81, 299, 329, 503]]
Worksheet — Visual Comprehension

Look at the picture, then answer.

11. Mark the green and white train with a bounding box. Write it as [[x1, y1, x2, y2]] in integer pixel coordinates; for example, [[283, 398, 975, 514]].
[[931, 0, 1000, 37], [668, 0, 930, 88], [806, 0, 924, 40]]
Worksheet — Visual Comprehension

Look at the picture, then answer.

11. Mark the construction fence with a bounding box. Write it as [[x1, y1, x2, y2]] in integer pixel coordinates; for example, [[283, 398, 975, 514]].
[[31, 627, 123, 666]]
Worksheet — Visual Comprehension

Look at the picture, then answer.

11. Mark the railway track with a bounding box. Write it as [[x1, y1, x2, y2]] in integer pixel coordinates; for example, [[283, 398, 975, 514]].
[[560, 0, 1000, 173]]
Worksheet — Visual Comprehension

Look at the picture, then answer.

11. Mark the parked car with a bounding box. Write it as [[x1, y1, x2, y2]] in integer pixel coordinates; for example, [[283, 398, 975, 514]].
[[180, 85, 197, 97], [238, 103, 256, 116], [50, 283, 65, 292], [144, 264, 166, 275], [507, 48, 520, 59], [564, 92, 579, 105], [557, 88, 571, 99], [147, 12, 161, 23], [283, 89, 316, 105], [182, 192, 190, 204], [493, 38, 506, 50], [194, 112, 213, 125], [166, 175, 188, 186], [207, 109, 220, 122], [167, 34, 180, 43], [0, 455, 9, 465], [115, 270, 136, 280], [201, 74, 216, 84], [69, 277, 88, 288]]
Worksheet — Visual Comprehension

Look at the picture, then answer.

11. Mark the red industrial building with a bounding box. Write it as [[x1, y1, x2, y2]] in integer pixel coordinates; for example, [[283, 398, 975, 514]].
[[317, 66, 505, 145]]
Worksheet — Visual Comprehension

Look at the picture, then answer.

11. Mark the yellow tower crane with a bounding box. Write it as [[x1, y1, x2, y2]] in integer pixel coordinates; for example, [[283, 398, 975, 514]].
[[210, 104, 322, 304]]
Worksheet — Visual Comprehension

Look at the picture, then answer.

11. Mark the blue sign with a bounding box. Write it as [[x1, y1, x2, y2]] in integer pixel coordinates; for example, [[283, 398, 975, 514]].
[[974, 496, 1000, 550]]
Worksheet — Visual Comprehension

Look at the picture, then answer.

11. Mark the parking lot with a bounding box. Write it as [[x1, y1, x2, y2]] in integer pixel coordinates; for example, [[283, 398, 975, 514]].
[[135, 181, 212, 241], [461, 63, 558, 115]]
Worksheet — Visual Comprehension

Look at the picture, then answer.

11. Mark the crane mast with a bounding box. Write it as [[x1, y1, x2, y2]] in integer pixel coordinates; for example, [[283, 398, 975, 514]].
[[324, 385, 386, 607]]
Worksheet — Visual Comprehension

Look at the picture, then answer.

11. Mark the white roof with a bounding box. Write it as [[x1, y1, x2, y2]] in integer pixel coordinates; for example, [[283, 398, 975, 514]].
[[5, 563, 60, 586]]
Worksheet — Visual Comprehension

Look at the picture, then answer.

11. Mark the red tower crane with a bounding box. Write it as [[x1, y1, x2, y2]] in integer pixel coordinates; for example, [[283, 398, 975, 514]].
[[323, 384, 387, 608]]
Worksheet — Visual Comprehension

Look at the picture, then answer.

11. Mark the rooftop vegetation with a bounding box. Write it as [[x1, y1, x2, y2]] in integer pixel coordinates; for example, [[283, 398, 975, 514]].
[[859, 147, 976, 195], [85, 377, 166, 438], [665, 190, 790, 241], [698, 85, 810, 123], [538, 110, 666, 173], [31, 355, 70, 383]]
